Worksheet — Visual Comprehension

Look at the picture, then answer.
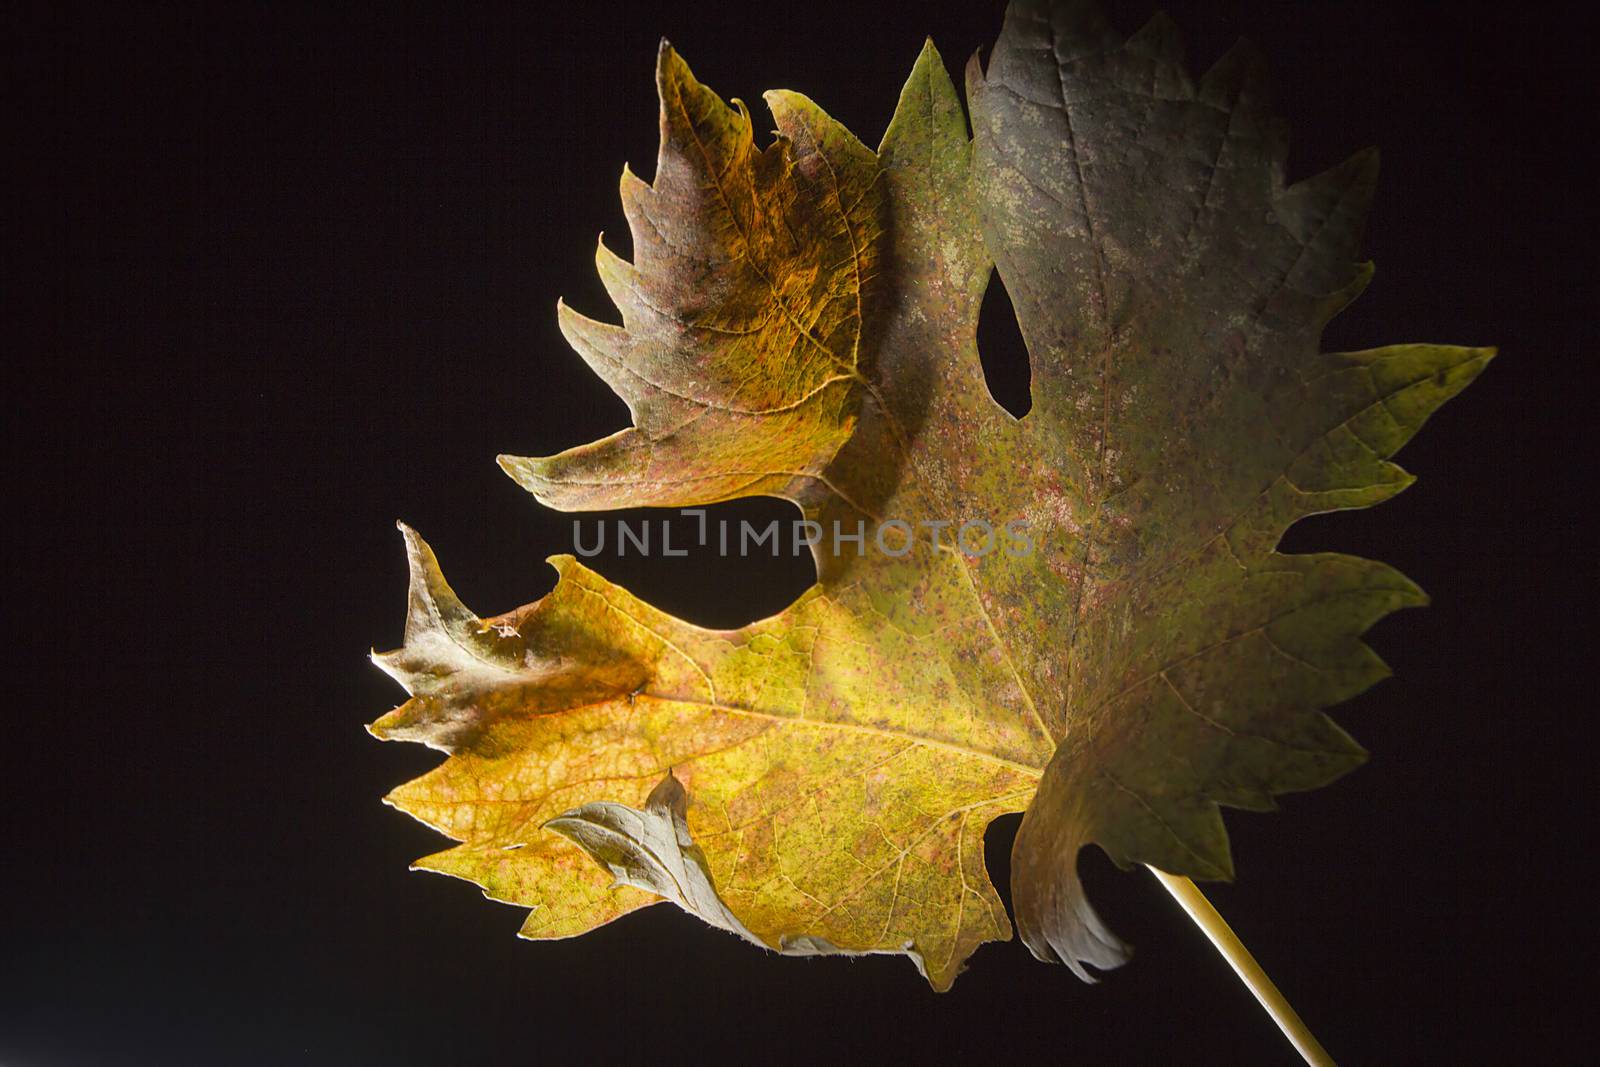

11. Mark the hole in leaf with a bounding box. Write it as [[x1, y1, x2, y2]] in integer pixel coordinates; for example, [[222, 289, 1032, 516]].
[[570, 498, 815, 631], [982, 811, 1022, 919], [976, 267, 1032, 418]]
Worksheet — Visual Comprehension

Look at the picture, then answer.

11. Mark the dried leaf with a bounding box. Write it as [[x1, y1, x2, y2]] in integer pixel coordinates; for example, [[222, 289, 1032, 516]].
[[372, 0, 1491, 989]]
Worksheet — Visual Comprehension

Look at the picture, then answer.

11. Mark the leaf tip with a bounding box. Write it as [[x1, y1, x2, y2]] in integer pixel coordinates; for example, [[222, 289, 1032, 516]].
[[655, 37, 694, 94], [394, 520, 433, 566], [1199, 36, 1271, 109], [1125, 10, 1186, 67], [394, 519, 425, 554], [368, 703, 408, 742], [963, 47, 986, 89], [496, 452, 531, 484]]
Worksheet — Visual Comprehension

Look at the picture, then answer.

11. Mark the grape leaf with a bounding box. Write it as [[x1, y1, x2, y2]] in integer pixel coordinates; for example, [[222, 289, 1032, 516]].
[[371, 0, 1492, 990]]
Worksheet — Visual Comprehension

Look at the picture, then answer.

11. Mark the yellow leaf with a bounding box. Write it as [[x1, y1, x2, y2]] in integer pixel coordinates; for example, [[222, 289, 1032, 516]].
[[372, 3, 1491, 990]]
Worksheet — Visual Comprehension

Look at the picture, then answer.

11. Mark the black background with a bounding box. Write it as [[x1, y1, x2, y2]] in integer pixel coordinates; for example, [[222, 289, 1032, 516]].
[[5, 0, 1592, 1063]]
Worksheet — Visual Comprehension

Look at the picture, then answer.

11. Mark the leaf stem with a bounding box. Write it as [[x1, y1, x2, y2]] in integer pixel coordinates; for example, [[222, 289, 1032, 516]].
[[1146, 866, 1336, 1067]]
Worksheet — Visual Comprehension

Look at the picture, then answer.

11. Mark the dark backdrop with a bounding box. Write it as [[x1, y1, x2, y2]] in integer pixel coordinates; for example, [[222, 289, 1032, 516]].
[[5, 0, 1591, 1063]]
